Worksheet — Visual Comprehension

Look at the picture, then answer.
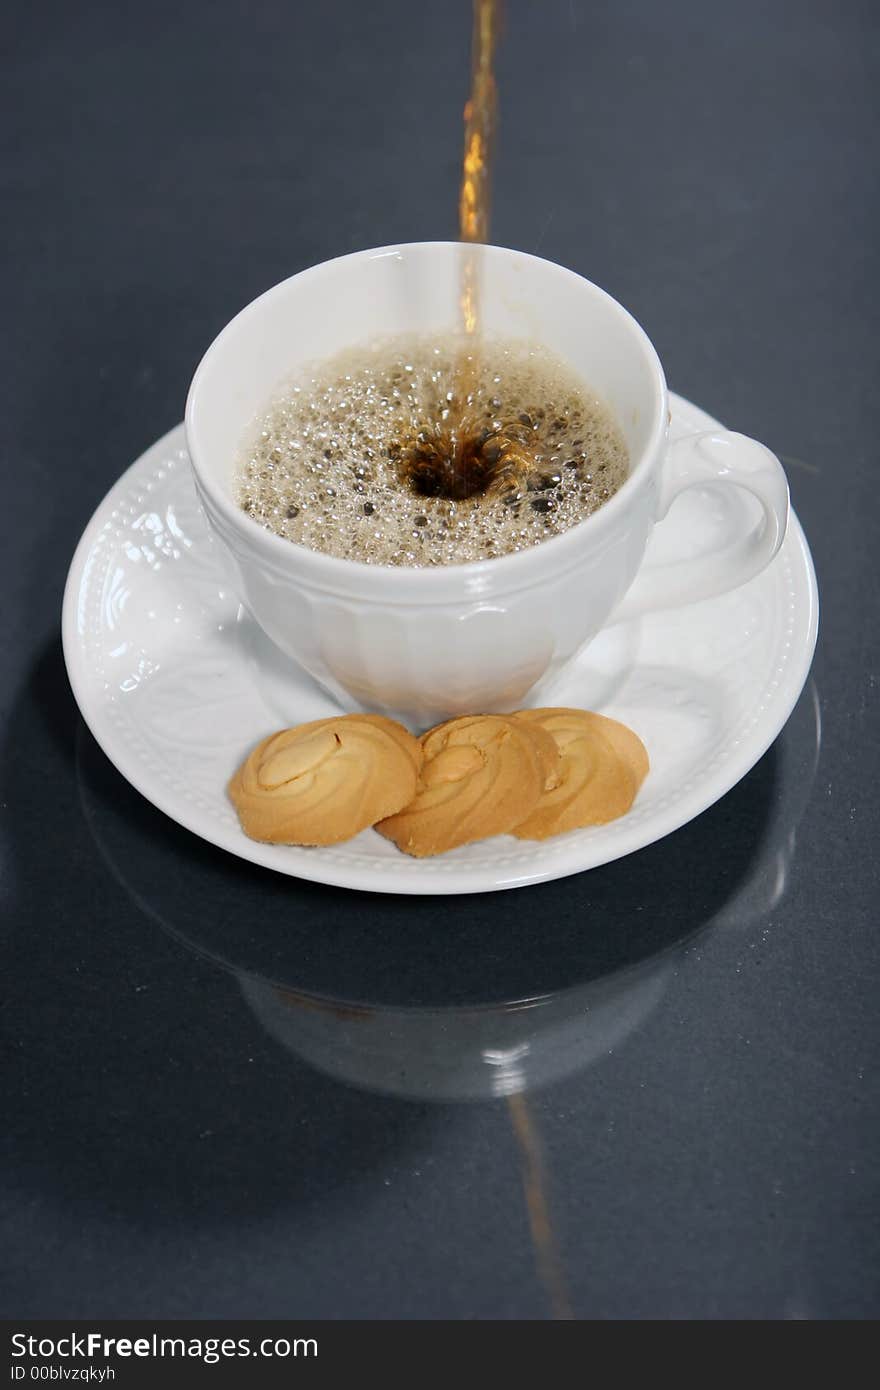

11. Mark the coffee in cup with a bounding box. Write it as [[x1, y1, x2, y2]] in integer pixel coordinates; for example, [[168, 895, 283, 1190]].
[[236, 335, 629, 567]]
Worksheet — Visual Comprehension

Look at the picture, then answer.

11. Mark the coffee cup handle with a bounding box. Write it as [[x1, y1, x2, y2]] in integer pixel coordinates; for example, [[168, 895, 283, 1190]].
[[611, 430, 790, 622]]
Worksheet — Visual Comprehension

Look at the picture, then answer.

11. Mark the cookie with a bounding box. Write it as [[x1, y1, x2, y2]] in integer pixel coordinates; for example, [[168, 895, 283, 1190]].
[[512, 715, 561, 791], [228, 714, 422, 846], [375, 713, 548, 857], [512, 708, 648, 839]]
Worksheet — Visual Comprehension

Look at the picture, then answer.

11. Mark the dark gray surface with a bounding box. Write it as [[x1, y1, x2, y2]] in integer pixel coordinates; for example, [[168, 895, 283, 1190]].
[[2, 0, 878, 1319]]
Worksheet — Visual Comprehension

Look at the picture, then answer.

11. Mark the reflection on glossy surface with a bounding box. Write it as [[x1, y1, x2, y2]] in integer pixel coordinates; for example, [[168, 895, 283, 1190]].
[[507, 1092, 573, 1320], [76, 682, 820, 1103], [239, 954, 673, 1102], [71, 685, 820, 1319]]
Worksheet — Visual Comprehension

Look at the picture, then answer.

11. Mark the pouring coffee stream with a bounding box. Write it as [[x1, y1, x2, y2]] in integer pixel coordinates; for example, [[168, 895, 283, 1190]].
[[456, 0, 497, 387], [398, 0, 538, 504]]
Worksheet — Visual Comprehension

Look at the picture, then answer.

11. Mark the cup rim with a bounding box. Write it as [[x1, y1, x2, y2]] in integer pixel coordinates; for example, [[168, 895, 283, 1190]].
[[185, 241, 668, 592]]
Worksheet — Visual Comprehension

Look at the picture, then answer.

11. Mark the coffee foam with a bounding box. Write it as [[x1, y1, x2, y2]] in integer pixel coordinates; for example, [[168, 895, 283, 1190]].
[[236, 335, 629, 566]]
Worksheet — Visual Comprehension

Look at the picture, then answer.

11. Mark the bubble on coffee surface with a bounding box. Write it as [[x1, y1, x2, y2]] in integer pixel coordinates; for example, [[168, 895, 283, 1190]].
[[236, 336, 629, 566]]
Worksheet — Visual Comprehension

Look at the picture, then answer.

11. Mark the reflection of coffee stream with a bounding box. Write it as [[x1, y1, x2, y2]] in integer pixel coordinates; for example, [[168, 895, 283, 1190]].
[[266, 989, 574, 1317], [507, 1092, 574, 1320]]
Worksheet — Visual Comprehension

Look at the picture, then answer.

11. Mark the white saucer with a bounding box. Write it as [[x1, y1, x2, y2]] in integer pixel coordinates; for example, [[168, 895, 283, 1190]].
[[62, 394, 818, 895]]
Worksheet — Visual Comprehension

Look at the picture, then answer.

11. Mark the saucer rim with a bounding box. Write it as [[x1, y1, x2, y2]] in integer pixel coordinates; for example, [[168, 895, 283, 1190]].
[[62, 396, 819, 896]]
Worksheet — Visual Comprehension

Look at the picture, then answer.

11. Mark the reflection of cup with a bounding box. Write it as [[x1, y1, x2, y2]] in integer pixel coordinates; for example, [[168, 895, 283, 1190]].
[[239, 957, 674, 1103], [185, 242, 789, 726]]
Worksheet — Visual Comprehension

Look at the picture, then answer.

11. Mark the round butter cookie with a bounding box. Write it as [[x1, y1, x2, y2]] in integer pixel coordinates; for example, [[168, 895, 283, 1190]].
[[512, 708, 648, 839], [229, 714, 422, 846], [376, 713, 548, 857]]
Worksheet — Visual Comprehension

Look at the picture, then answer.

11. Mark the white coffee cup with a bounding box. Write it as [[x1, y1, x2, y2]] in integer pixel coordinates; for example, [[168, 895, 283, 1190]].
[[186, 243, 789, 726]]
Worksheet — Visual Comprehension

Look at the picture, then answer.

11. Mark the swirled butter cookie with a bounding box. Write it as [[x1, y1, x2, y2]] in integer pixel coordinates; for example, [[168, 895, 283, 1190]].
[[375, 713, 549, 857], [229, 714, 422, 846], [512, 708, 648, 839]]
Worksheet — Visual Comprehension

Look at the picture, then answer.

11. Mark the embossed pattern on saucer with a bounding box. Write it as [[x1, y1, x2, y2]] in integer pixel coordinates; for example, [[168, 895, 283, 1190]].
[[62, 395, 818, 894]]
